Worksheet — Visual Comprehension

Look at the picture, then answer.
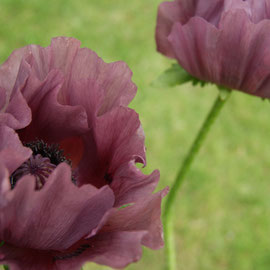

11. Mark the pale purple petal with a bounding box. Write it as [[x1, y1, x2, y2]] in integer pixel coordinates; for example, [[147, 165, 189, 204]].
[[0, 163, 115, 251], [101, 188, 169, 249], [217, 9, 270, 96], [0, 47, 32, 129], [0, 47, 29, 93], [0, 231, 147, 270], [65, 46, 137, 119], [82, 231, 147, 269], [168, 17, 219, 82], [16, 37, 136, 130], [111, 161, 160, 207], [1, 90, 32, 130], [77, 107, 146, 187], [95, 107, 146, 170], [0, 65, 32, 130], [12, 57, 89, 142], [1, 37, 134, 141], [49, 37, 137, 117], [156, 1, 182, 58], [0, 125, 32, 174]]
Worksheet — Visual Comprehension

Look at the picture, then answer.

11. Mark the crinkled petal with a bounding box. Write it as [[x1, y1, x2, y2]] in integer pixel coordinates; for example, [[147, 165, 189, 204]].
[[2, 89, 32, 130], [10, 56, 88, 142], [60, 231, 147, 269], [101, 188, 169, 249], [0, 125, 32, 174], [95, 107, 146, 169], [0, 163, 115, 251], [64, 45, 137, 119], [14, 37, 136, 130], [0, 47, 32, 129], [47, 37, 137, 117], [32, 37, 81, 81], [0, 47, 30, 93], [86, 231, 146, 268], [0, 231, 147, 269], [111, 161, 160, 207], [77, 107, 146, 187], [0, 63, 32, 130]]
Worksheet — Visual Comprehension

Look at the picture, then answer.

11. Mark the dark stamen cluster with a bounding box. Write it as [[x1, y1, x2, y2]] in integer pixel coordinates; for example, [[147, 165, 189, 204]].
[[10, 139, 76, 189], [53, 244, 91, 261], [24, 140, 71, 166]]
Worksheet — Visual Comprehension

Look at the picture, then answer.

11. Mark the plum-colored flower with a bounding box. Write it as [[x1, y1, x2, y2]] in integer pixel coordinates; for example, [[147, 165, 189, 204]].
[[156, 0, 270, 98], [0, 37, 168, 270]]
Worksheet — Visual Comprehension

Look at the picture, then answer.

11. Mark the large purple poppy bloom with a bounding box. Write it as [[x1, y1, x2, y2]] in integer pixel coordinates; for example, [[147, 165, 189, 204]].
[[156, 0, 270, 98], [0, 37, 168, 270]]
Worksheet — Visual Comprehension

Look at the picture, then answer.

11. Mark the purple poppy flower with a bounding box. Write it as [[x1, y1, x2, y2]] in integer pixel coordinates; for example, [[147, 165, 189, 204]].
[[156, 0, 270, 98], [0, 37, 168, 270]]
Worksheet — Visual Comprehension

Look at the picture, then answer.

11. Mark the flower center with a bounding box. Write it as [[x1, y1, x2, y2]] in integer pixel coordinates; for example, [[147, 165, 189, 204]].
[[10, 140, 72, 189]]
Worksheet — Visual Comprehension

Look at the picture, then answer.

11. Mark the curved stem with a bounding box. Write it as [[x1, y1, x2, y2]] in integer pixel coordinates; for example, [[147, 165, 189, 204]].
[[164, 89, 231, 270]]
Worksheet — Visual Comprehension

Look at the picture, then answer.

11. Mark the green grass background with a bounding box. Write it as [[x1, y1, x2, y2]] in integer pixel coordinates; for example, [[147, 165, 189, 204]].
[[1, 0, 270, 269]]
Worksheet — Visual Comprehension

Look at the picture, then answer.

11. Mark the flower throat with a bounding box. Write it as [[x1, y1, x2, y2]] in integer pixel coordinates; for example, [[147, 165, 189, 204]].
[[10, 140, 72, 189]]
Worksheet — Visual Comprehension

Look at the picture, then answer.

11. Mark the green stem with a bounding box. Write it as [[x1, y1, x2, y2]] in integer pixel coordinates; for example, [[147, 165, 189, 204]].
[[164, 89, 231, 270], [3, 266, 9, 270]]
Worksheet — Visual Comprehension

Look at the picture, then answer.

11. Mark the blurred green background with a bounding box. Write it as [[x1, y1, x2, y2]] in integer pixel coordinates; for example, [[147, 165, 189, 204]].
[[1, 0, 270, 269]]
